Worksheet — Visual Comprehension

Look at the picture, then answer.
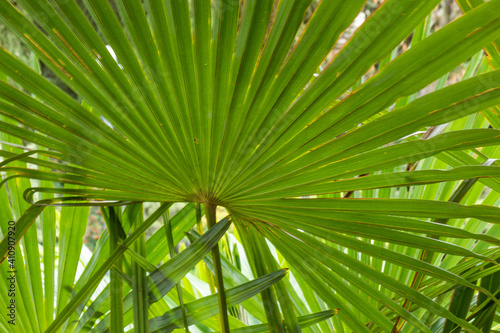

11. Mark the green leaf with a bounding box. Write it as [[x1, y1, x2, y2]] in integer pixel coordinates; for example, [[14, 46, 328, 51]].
[[45, 202, 171, 333], [149, 269, 288, 333], [215, 310, 338, 333], [0, 204, 44, 263], [91, 216, 232, 332]]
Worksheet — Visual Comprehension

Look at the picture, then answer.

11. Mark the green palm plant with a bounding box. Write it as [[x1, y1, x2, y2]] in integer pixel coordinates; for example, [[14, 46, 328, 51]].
[[1, 0, 500, 331]]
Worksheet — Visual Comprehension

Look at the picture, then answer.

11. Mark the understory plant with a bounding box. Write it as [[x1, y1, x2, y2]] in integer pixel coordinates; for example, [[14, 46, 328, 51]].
[[1, 0, 500, 332]]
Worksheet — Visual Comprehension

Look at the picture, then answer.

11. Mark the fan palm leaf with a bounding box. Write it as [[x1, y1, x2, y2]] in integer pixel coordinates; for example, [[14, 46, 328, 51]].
[[1, 0, 500, 331]]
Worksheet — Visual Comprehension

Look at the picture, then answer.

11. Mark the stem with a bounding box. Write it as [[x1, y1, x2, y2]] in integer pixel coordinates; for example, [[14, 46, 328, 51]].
[[196, 203, 216, 296], [108, 207, 124, 333], [195, 202, 203, 234], [204, 203, 230, 333], [131, 203, 149, 333]]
